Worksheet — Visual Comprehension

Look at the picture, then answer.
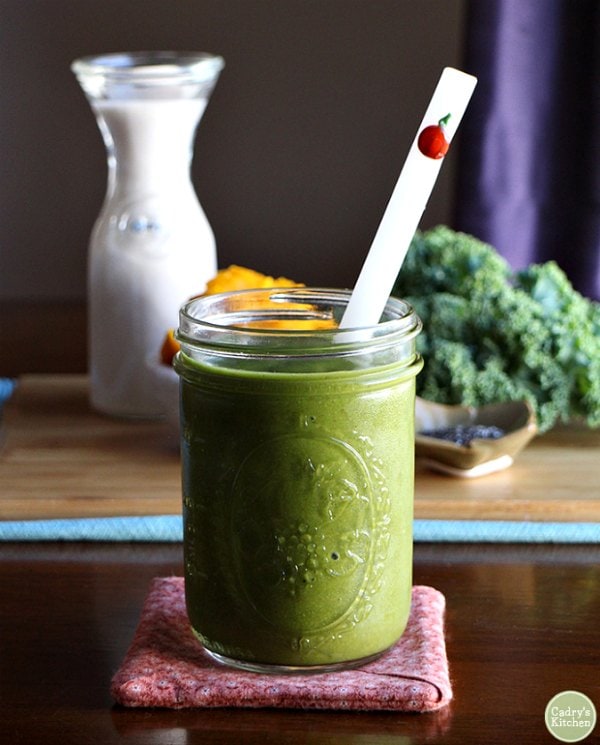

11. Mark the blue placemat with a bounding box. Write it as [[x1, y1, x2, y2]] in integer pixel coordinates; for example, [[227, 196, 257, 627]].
[[0, 515, 183, 542], [0, 515, 597, 543], [0, 378, 16, 409]]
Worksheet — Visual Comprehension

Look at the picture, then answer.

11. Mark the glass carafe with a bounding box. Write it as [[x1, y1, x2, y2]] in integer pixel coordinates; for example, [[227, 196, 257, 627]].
[[72, 51, 224, 417]]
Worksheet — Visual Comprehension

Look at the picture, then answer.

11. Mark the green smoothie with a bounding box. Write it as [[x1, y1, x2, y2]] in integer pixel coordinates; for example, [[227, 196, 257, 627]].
[[178, 353, 421, 669]]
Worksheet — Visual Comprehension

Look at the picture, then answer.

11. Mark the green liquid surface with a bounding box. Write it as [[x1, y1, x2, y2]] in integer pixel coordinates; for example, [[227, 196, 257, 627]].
[[180, 357, 418, 668]]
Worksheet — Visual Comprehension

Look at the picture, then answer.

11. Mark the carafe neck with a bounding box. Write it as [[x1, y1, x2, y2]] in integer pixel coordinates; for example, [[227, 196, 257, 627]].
[[95, 98, 207, 197]]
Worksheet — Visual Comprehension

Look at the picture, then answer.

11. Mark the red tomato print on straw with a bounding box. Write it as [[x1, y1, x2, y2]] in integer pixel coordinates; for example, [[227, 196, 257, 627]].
[[417, 113, 451, 159]]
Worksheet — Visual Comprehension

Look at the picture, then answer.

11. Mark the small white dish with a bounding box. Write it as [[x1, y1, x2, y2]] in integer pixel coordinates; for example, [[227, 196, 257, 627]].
[[415, 397, 538, 477]]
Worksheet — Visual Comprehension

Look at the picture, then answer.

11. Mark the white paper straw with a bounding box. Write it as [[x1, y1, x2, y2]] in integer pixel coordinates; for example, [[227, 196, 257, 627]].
[[339, 67, 477, 329]]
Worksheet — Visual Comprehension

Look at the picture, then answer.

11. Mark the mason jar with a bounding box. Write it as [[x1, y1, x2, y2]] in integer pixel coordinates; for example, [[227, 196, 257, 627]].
[[175, 287, 422, 672]]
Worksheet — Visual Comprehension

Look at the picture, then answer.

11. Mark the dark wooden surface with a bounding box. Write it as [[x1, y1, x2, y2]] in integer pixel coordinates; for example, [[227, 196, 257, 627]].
[[1, 541, 598, 744]]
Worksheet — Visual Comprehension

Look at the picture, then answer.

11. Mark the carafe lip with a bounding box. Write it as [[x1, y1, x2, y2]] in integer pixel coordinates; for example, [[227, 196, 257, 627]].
[[71, 51, 225, 81]]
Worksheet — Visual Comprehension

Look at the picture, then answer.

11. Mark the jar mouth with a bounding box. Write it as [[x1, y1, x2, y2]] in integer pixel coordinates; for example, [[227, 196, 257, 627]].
[[177, 287, 422, 361]]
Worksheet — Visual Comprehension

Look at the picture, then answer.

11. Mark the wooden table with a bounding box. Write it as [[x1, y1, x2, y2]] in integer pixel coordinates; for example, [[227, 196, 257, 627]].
[[2, 375, 600, 522], [1, 375, 599, 744]]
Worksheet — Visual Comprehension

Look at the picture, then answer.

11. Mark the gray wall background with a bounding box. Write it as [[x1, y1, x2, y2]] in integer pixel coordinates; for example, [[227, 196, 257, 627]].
[[0, 0, 467, 302]]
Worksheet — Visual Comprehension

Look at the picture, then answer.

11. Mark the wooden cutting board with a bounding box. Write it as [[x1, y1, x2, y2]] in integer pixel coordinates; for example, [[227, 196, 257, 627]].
[[1, 375, 599, 522]]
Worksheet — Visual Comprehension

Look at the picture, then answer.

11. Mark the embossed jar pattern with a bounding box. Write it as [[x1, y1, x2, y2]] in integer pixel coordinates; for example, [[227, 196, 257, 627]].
[[175, 288, 422, 672]]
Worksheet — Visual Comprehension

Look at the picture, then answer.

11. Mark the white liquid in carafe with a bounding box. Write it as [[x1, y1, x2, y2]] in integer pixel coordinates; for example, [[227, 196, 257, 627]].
[[88, 98, 217, 417]]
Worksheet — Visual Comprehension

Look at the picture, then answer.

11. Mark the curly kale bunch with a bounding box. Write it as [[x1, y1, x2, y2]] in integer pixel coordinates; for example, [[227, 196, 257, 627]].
[[392, 226, 600, 432]]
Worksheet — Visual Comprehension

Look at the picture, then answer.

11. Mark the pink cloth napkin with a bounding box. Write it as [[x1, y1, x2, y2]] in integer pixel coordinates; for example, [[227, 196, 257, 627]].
[[111, 577, 452, 712]]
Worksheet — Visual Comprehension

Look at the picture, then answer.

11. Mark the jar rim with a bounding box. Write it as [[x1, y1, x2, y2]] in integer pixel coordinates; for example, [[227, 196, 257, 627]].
[[177, 287, 421, 359]]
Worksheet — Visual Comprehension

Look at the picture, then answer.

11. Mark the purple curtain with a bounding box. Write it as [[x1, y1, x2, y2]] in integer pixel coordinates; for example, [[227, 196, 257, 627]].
[[455, 0, 600, 300]]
